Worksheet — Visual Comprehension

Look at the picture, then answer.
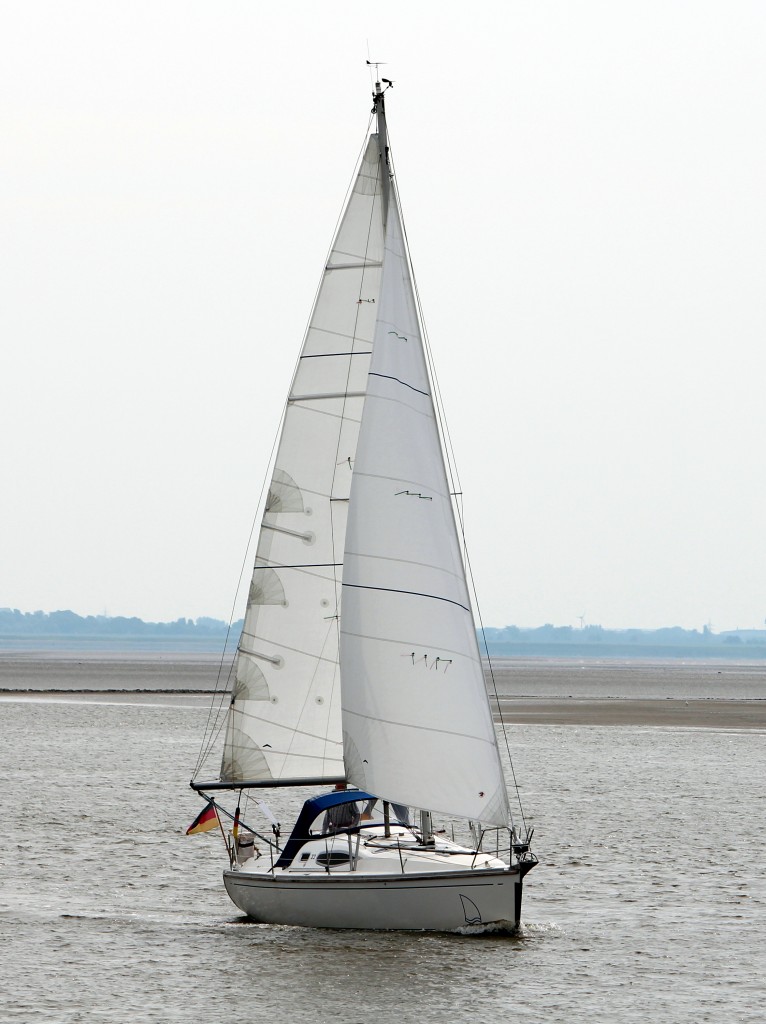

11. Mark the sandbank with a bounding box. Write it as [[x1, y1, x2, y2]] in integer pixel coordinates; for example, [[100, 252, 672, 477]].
[[493, 696, 766, 729]]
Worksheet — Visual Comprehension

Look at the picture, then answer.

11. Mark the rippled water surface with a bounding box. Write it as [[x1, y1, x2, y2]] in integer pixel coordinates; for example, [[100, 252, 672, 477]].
[[2, 696, 764, 1023]]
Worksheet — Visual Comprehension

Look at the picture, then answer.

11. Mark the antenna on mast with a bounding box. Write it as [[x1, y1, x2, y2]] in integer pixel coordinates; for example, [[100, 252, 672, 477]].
[[366, 59, 394, 102]]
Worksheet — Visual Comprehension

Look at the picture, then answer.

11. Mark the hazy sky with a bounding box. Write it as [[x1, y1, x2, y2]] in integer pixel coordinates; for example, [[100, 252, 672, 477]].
[[2, 1, 765, 631]]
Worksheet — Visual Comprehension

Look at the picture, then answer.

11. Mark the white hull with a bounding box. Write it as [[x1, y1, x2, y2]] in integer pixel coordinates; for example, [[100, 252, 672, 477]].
[[223, 865, 526, 931]]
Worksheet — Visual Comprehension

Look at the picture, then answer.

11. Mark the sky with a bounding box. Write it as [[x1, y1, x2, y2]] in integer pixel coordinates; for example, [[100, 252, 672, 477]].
[[2, 1, 765, 632]]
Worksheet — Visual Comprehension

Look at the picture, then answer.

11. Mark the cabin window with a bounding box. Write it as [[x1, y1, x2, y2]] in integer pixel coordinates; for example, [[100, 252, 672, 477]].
[[316, 851, 351, 866]]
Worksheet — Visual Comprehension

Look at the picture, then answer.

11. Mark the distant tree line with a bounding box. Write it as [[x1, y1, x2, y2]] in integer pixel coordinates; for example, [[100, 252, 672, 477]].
[[0, 608, 244, 638], [2, 608, 763, 652], [481, 624, 765, 647]]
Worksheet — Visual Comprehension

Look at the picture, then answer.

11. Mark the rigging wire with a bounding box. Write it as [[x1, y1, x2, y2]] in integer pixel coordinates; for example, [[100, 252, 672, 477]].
[[386, 128, 528, 834]]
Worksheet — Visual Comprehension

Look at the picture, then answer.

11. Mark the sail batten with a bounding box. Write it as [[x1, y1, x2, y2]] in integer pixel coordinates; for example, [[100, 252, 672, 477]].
[[325, 261, 383, 271], [289, 391, 366, 402], [343, 706, 502, 747]]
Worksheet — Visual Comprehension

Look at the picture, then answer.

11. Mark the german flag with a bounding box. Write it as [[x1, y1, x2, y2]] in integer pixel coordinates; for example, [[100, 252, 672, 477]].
[[186, 802, 219, 835]]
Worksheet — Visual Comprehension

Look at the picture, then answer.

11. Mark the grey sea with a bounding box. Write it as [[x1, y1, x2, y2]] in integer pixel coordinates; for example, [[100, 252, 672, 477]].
[[1, 655, 764, 1023]]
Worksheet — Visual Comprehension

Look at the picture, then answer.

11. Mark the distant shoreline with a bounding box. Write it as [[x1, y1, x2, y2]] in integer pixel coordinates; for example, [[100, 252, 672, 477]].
[[4, 639, 766, 661], [5, 612, 766, 661], [2, 649, 766, 665]]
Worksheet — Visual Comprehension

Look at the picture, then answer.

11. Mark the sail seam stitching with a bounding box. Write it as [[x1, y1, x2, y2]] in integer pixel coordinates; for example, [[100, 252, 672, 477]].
[[344, 548, 466, 586], [238, 630, 342, 664], [305, 327, 373, 344], [340, 627, 480, 663], [342, 707, 499, 746], [228, 714, 344, 748]]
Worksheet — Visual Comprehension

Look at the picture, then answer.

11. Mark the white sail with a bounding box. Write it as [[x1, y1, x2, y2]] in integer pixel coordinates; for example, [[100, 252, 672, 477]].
[[221, 136, 386, 784], [339, 193, 511, 827], [198, 89, 538, 934]]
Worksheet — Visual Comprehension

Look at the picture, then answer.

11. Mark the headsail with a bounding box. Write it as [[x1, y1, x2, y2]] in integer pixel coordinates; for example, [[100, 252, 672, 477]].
[[339, 191, 511, 827], [221, 135, 386, 784]]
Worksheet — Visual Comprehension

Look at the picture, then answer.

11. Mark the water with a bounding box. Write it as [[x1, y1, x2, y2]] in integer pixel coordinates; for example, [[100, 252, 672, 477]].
[[2, 687, 764, 1022]]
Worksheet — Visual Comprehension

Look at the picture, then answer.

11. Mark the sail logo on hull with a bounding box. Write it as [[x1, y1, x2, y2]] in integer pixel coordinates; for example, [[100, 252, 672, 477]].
[[459, 894, 483, 925]]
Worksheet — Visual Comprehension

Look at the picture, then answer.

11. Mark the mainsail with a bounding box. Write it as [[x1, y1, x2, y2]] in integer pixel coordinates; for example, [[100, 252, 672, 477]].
[[221, 136, 385, 784], [339, 192, 511, 827]]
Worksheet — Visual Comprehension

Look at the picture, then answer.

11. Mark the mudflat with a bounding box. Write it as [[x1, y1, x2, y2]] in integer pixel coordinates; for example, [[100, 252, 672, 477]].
[[493, 696, 766, 729], [0, 651, 233, 692], [487, 657, 766, 727], [1, 652, 764, 728]]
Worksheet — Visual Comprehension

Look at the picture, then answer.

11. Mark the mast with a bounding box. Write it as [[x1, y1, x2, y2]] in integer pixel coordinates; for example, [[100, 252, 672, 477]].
[[373, 78, 392, 226]]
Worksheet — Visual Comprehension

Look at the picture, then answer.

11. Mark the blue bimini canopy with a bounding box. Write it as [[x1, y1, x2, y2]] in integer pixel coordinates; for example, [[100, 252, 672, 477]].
[[275, 790, 375, 869]]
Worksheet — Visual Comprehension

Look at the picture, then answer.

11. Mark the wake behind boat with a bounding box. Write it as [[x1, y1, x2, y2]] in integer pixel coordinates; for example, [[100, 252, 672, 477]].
[[190, 78, 536, 932]]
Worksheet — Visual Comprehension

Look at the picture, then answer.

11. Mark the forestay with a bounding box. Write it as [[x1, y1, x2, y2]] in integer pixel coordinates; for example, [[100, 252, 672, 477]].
[[339, 192, 511, 827], [221, 136, 385, 784]]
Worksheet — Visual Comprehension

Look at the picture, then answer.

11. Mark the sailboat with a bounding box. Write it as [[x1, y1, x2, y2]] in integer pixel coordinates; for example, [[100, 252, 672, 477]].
[[190, 80, 536, 931]]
